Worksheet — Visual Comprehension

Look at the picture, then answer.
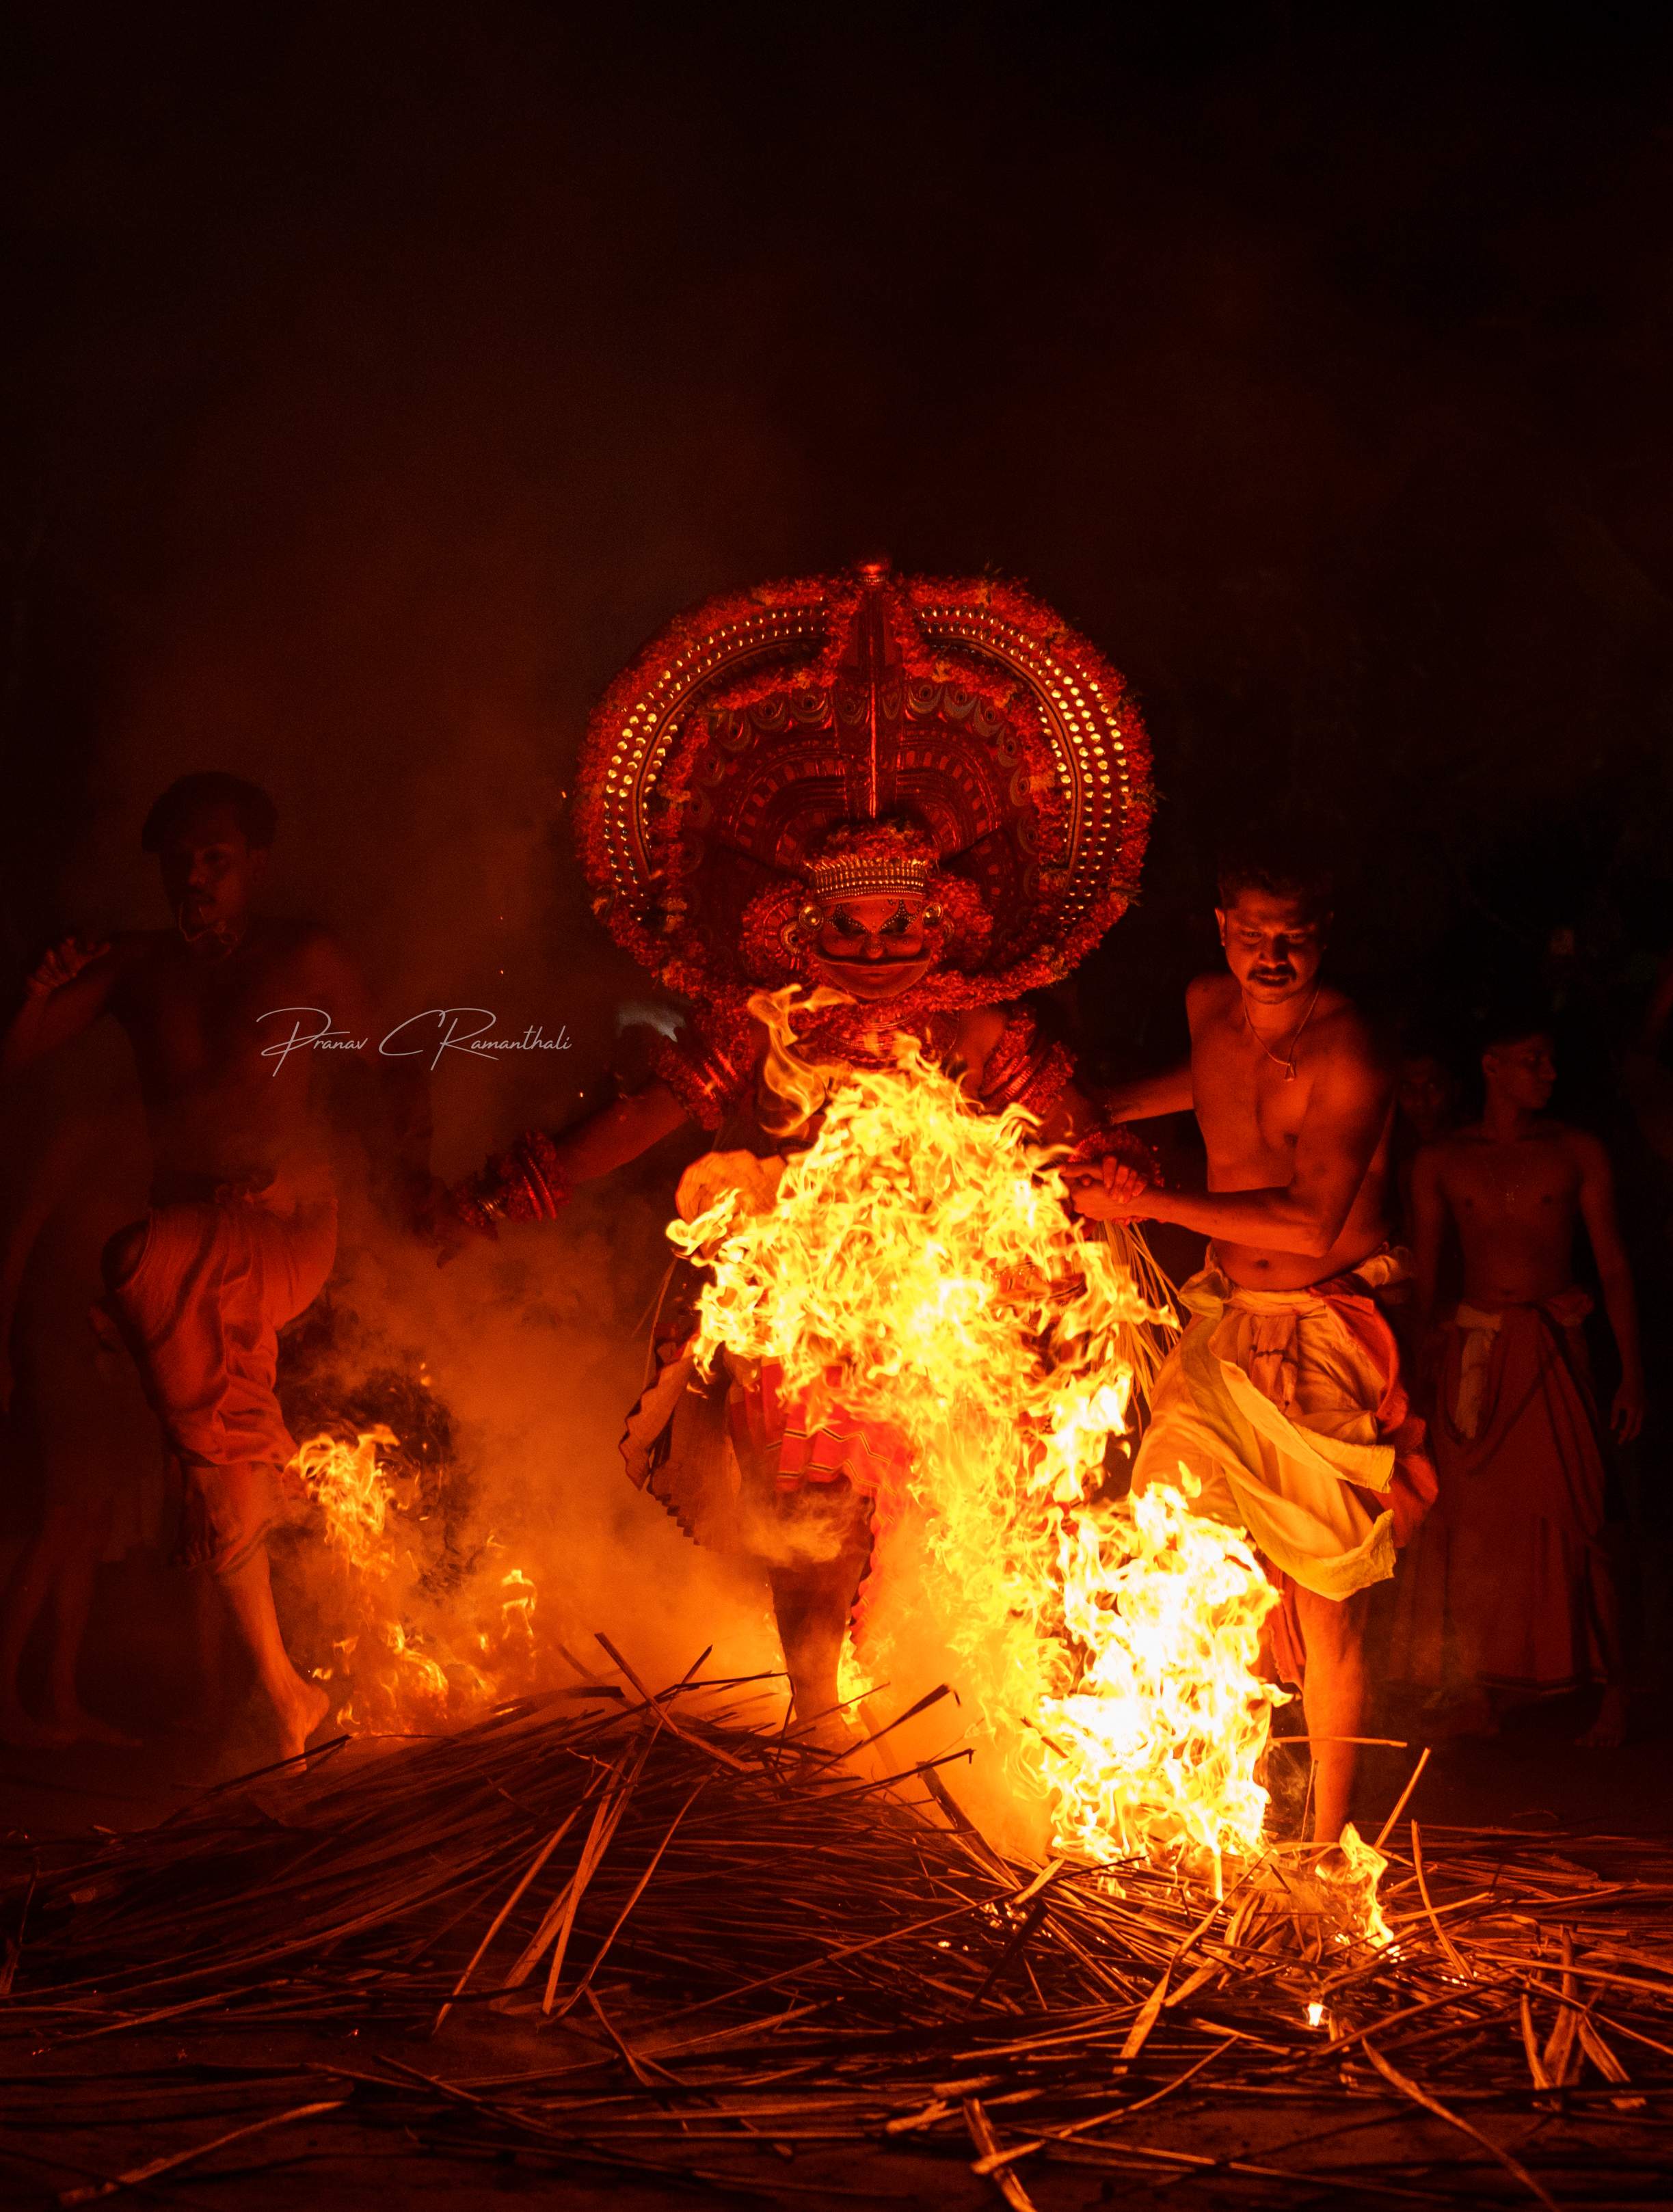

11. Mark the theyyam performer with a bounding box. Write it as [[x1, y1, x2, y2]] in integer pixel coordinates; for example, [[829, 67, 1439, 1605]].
[[1073, 836, 1438, 1842], [453, 559, 1157, 1737]]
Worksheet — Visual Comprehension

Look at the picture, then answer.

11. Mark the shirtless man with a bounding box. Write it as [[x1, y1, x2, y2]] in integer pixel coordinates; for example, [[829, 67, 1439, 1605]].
[[1399, 1021, 1639, 1744], [1, 773, 435, 1759], [1074, 840, 1436, 1844]]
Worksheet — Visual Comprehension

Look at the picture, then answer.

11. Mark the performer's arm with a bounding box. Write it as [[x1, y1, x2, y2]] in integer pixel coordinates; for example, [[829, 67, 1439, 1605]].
[[449, 1079, 693, 1245], [550, 1081, 692, 1178], [1099, 1062, 1193, 1121], [1409, 1146, 1447, 1339], [1574, 1131, 1645, 1443], [0, 937, 122, 1075], [1036, 1079, 1101, 1147], [1074, 1030, 1391, 1258]]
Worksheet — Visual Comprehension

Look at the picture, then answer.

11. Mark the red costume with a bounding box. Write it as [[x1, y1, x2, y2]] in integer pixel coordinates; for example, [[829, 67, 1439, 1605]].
[[462, 560, 1154, 1580]]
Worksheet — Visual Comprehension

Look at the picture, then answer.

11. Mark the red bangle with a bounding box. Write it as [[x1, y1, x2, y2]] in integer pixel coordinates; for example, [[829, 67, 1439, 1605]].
[[453, 1129, 571, 1235]]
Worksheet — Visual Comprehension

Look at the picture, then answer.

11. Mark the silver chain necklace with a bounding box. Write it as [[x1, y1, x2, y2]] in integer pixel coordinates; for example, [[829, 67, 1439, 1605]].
[[1241, 983, 1322, 1081]]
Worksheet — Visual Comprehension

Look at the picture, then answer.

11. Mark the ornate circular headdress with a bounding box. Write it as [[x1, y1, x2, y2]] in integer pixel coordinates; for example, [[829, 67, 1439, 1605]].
[[574, 561, 1153, 1012]]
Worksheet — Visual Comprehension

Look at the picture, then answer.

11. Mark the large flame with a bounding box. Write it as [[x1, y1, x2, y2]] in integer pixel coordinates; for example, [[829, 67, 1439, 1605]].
[[669, 989, 1285, 1889]]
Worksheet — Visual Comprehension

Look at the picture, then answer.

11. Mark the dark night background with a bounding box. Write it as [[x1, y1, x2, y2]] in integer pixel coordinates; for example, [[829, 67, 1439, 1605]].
[[0, 0, 1670, 1879], [2, 7, 1672, 1175]]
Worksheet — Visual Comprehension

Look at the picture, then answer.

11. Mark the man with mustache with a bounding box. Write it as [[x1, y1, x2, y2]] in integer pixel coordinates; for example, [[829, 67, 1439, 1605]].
[[0, 773, 436, 1759], [1074, 835, 1436, 1844]]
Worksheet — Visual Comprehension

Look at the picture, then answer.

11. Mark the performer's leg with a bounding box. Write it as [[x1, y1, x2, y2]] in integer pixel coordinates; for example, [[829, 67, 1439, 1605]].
[[766, 1477, 872, 1737], [1294, 1583, 1370, 1844], [769, 1561, 854, 1733], [217, 1537, 327, 1762], [209, 1468, 327, 1760]]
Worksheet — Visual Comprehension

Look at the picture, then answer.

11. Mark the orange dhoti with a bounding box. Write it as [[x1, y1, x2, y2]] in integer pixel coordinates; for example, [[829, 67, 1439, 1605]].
[[105, 1192, 337, 1576], [1392, 1294, 1618, 1696]]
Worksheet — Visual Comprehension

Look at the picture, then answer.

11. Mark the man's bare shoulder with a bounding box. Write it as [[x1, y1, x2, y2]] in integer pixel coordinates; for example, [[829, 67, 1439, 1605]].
[[1553, 1122, 1610, 1173], [1309, 990, 1388, 1073], [1185, 973, 1237, 1025]]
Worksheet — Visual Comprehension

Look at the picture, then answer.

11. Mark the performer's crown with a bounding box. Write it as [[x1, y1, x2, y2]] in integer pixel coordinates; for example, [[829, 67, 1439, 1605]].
[[806, 850, 932, 902]]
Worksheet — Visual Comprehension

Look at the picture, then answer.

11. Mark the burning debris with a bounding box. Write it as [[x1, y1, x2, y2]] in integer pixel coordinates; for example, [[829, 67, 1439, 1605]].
[[5, 1669, 1672, 2208], [274, 1308, 543, 1731]]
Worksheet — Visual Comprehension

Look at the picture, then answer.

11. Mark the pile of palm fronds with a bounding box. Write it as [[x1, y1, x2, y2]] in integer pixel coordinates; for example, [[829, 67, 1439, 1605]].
[[4, 1655, 1672, 2208]]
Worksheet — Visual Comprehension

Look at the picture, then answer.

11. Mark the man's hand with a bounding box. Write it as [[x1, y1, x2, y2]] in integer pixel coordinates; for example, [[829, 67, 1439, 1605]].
[[25, 936, 109, 998], [1612, 1373, 1646, 1445], [1070, 1155, 1155, 1221]]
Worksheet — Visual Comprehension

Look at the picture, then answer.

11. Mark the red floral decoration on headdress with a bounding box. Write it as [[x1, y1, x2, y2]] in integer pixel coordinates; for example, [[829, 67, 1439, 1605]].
[[573, 560, 1153, 1019]]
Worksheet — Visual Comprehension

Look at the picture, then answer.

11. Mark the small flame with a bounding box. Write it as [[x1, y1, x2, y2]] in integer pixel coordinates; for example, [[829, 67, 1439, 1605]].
[[1315, 1822, 1395, 1950], [1307, 1999, 1326, 2029], [288, 1427, 541, 1734]]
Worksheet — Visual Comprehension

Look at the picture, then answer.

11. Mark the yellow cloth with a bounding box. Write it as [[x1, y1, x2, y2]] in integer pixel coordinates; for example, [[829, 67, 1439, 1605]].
[[1132, 1253, 1406, 1600], [1448, 1304, 1503, 1441]]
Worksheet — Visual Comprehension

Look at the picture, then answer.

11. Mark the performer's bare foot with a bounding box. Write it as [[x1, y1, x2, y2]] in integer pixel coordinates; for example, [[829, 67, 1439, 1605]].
[[271, 1677, 330, 1762], [51, 1705, 141, 1749], [1579, 1686, 1627, 1749], [0, 1702, 74, 1750]]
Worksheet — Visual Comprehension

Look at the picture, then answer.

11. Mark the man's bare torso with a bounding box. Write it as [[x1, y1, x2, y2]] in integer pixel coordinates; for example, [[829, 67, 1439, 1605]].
[[1424, 1120, 1585, 1310], [107, 922, 346, 1200], [1188, 973, 1393, 1291]]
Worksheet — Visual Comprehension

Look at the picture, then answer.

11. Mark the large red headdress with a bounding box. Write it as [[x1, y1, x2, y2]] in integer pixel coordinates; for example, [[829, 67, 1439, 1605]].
[[574, 561, 1153, 1012]]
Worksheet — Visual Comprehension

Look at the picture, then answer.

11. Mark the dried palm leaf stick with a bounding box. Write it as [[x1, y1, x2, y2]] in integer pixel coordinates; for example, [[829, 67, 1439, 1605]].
[[53, 2096, 349, 2209], [962, 2094, 1041, 2212], [499, 1748, 641, 1991], [1361, 2042, 1562, 2212], [539, 1777, 653, 2014], [1518, 1994, 1554, 2091], [1541, 1926, 1583, 2086], [44, 1978, 314, 2046], [430, 1808, 583, 2034], [582, 1986, 683, 2097], [1406, 1822, 1473, 1983], [1470, 1952, 1673, 2000], [594, 1638, 749, 1777], [555, 1781, 708, 2018], [1575, 2014, 1647, 2109]]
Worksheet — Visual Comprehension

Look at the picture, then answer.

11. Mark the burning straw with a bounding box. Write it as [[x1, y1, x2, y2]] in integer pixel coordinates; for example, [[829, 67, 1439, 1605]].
[[5, 1660, 1672, 2207]]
